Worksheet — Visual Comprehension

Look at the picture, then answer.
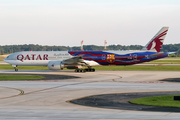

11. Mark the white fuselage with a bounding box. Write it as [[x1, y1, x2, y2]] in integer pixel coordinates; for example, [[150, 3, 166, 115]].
[[4, 50, 149, 67], [4, 51, 100, 67], [4, 51, 72, 66]]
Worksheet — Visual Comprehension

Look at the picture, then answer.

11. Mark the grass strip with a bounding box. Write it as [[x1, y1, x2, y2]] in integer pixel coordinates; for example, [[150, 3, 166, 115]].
[[130, 95, 180, 108], [0, 65, 48, 70], [144, 60, 180, 64], [94, 65, 180, 71], [0, 75, 45, 80], [1, 65, 180, 71], [0, 57, 4, 61]]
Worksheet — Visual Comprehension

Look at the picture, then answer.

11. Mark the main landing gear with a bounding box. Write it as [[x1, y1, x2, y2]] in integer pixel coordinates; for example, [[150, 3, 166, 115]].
[[74, 68, 95, 73], [75, 69, 86, 73], [84, 68, 95, 72]]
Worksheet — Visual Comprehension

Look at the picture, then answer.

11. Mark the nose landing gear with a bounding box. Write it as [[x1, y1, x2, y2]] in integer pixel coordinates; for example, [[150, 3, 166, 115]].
[[12, 65, 18, 72], [14, 67, 18, 71]]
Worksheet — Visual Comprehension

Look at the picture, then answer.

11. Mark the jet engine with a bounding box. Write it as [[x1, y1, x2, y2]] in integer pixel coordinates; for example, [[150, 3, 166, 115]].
[[48, 60, 65, 70]]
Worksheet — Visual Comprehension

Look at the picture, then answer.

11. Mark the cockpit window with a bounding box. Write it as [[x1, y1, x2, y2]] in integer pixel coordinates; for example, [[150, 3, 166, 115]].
[[5, 55, 11, 59]]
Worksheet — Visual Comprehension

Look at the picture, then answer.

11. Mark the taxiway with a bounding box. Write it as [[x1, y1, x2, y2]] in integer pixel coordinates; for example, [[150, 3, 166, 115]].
[[0, 70, 180, 120]]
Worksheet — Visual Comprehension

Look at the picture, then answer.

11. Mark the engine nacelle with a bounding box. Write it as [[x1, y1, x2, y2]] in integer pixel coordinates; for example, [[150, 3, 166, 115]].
[[48, 60, 65, 70]]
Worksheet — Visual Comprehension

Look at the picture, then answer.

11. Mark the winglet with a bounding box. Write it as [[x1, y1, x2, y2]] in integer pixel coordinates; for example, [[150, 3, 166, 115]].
[[141, 27, 169, 52]]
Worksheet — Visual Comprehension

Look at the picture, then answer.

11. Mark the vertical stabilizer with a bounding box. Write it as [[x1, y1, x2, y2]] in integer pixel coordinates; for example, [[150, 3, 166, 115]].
[[141, 27, 169, 52]]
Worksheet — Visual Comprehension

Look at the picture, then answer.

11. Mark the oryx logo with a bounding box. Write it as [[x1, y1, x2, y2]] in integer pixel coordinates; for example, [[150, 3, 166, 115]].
[[106, 54, 115, 63], [146, 30, 168, 52]]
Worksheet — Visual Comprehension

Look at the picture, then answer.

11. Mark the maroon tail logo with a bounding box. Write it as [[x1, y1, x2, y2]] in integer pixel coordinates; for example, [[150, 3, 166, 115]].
[[146, 30, 168, 52]]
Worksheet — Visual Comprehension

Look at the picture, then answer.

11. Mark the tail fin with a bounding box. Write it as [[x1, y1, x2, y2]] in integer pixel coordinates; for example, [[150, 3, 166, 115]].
[[141, 27, 169, 52]]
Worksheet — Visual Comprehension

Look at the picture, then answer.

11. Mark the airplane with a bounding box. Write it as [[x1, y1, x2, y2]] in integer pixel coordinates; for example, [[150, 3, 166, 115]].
[[4, 27, 170, 72]]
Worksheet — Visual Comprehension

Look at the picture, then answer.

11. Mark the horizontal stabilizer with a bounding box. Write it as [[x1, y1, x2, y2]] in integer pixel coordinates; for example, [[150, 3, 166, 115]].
[[167, 52, 176, 55], [148, 52, 164, 58]]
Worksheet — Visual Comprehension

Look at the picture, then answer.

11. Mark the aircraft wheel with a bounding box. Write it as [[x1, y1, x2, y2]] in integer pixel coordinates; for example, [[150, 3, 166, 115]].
[[90, 69, 93, 72], [14, 67, 18, 72], [75, 69, 85, 73], [75, 69, 79, 72], [85, 68, 95, 72], [83, 69, 86, 73]]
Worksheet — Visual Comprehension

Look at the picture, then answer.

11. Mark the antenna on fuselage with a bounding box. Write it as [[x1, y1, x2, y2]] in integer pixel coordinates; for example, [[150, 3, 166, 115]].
[[81, 40, 84, 51]]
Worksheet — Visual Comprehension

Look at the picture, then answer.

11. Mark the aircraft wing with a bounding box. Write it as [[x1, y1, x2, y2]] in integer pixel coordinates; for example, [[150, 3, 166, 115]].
[[63, 55, 86, 65]]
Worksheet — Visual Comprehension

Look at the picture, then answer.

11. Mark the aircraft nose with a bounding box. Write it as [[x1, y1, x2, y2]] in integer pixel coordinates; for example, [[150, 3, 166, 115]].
[[4, 57, 7, 62], [4, 56, 9, 63]]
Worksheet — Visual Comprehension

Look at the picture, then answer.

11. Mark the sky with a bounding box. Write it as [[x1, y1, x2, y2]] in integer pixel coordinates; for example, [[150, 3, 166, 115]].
[[0, 0, 180, 46]]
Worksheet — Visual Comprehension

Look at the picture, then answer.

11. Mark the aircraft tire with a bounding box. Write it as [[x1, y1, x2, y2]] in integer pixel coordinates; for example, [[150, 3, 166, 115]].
[[84, 68, 95, 72], [75, 69, 79, 72], [75, 69, 86, 73], [75, 69, 92, 73], [14, 68, 18, 72]]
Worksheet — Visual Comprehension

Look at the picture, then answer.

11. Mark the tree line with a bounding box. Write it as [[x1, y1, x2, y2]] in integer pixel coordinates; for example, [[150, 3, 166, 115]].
[[0, 44, 180, 55]]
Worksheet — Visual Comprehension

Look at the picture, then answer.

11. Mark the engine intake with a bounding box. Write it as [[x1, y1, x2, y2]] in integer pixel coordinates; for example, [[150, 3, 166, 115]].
[[48, 60, 65, 70]]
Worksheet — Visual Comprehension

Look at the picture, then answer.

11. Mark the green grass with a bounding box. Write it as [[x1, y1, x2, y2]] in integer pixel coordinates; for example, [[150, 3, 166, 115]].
[[0, 75, 45, 80], [94, 65, 180, 71], [0, 57, 4, 61], [161, 57, 180, 60], [1, 65, 180, 71], [130, 95, 180, 108], [144, 60, 180, 64], [0, 65, 48, 70]]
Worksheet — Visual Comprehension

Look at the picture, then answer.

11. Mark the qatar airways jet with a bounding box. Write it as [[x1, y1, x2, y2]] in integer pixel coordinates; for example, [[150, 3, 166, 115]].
[[4, 27, 170, 72]]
